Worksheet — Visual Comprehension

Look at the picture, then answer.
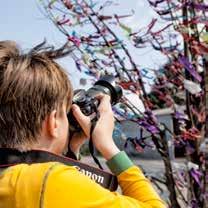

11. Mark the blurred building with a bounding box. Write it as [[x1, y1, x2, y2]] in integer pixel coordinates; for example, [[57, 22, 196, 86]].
[[114, 107, 175, 159]]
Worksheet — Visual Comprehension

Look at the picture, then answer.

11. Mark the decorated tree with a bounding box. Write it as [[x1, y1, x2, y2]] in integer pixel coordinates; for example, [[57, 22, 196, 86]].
[[39, 0, 208, 207]]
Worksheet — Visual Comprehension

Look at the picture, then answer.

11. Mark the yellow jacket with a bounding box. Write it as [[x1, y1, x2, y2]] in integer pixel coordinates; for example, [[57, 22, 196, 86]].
[[0, 151, 166, 208]]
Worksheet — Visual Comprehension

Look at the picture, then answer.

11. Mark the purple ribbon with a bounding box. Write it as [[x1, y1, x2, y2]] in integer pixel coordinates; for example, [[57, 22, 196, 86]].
[[178, 56, 202, 82], [186, 2, 208, 11], [139, 120, 160, 134], [174, 111, 187, 120], [190, 168, 203, 187]]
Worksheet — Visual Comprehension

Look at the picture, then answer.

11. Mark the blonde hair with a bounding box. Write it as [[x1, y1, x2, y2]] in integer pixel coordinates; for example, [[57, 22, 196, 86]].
[[0, 40, 73, 147]]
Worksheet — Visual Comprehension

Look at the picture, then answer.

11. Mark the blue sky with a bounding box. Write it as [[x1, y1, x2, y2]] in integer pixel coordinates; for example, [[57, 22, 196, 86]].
[[0, 0, 166, 89], [0, 1, 155, 46], [0, 0, 64, 47]]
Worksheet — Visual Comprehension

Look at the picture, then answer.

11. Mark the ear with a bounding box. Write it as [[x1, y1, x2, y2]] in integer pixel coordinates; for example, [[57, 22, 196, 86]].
[[46, 109, 60, 139]]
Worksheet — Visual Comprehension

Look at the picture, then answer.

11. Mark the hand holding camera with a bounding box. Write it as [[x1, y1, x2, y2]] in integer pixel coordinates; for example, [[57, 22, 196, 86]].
[[68, 75, 122, 160]]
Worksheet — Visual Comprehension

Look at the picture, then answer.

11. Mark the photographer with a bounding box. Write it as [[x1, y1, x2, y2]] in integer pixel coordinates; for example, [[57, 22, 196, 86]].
[[0, 41, 166, 208]]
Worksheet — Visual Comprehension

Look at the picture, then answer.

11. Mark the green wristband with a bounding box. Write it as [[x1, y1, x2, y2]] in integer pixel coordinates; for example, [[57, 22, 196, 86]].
[[106, 151, 133, 175]]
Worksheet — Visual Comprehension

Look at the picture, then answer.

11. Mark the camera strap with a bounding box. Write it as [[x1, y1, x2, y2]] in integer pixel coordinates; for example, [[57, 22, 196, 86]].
[[0, 148, 118, 191], [88, 106, 104, 170]]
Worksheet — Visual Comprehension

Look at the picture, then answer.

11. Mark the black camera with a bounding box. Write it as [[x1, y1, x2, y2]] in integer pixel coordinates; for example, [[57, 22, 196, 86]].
[[68, 75, 123, 131]]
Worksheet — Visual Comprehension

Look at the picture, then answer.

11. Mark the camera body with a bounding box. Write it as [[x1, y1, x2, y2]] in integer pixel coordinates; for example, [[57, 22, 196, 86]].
[[68, 75, 122, 131]]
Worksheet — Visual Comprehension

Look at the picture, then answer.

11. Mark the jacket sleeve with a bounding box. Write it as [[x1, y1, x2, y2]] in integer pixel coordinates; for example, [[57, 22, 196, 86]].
[[43, 152, 167, 208], [107, 151, 166, 207]]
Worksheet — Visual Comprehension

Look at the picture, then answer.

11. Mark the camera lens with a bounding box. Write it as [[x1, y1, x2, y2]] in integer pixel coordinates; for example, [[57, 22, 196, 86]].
[[68, 75, 122, 131], [88, 75, 122, 104]]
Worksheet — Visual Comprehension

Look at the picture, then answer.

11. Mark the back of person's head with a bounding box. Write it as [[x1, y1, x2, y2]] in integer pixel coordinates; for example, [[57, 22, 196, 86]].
[[0, 40, 73, 148]]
